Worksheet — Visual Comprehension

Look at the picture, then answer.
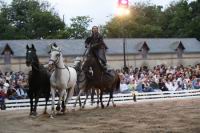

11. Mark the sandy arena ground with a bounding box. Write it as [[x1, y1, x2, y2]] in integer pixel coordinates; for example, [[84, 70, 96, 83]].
[[0, 98, 200, 133]]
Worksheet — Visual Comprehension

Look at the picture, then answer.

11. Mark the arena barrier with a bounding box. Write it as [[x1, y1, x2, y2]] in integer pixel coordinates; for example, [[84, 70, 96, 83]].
[[4, 89, 200, 110]]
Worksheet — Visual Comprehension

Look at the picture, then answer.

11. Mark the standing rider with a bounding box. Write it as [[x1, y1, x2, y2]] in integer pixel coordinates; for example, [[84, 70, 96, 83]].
[[85, 26, 108, 70]]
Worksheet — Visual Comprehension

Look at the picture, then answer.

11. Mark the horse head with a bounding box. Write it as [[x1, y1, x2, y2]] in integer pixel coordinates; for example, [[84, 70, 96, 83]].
[[84, 50, 103, 75], [73, 57, 83, 71], [26, 44, 38, 67], [48, 43, 62, 71]]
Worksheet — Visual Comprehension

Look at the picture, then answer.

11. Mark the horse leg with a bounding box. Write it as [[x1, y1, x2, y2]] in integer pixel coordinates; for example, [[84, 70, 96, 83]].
[[73, 88, 84, 110], [107, 91, 112, 107], [50, 88, 56, 118], [43, 98, 48, 114], [43, 93, 50, 114], [100, 90, 104, 109], [110, 88, 116, 107], [112, 94, 116, 107], [76, 83, 82, 107], [61, 90, 67, 113], [56, 90, 65, 112], [82, 90, 89, 109], [29, 95, 33, 116], [78, 97, 82, 108], [96, 89, 100, 108], [33, 94, 39, 116], [65, 84, 75, 111], [91, 89, 95, 106]]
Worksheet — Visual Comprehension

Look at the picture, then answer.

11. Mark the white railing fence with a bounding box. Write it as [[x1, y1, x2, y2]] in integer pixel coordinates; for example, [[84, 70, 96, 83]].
[[4, 89, 200, 110]]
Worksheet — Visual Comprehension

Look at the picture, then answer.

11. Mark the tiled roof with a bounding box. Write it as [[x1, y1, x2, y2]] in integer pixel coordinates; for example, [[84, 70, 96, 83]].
[[0, 38, 199, 57]]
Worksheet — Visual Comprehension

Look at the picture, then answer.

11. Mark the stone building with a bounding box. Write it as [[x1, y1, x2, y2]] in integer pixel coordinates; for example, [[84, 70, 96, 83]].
[[0, 38, 200, 73]]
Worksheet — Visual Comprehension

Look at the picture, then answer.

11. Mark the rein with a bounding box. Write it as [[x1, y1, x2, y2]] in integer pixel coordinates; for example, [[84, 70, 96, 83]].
[[32, 64, 41, 72]]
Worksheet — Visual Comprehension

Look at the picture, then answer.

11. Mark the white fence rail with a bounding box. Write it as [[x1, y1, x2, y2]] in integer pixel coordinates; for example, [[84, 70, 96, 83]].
[[4, 89, 200, 110]]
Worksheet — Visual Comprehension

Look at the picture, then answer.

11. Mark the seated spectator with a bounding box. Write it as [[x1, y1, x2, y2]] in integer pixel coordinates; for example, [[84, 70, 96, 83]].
[[149, 79, 162, 92], [0, 88, 6, 110], [159, 79, 168, 91], [165, 78, 178, 91], [142, 79, 154, 92], [15, 85, 26, 99], [135, 80, 143, 92], [7, 86, 18, 100], [192, 78, 200, 89], [183, 78, 192, 89], [120, 81, 129, 93], [3, 80, 10, 93], [128, 79, 137, 91]]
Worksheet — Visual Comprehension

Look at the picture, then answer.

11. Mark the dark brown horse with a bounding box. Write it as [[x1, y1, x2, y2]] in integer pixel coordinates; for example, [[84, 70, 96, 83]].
[[73, 46, 120, 108]]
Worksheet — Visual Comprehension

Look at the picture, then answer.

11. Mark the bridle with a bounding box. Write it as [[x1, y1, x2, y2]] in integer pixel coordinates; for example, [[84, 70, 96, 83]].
[[49, 50, 66, 69], [27, 51, 41, 72]]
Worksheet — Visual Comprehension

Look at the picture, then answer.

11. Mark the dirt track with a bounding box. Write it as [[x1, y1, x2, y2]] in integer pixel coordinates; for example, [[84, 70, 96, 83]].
[[0, 98, 200, 133]]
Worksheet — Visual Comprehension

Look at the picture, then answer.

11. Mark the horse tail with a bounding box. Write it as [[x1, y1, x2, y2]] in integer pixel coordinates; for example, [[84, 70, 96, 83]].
[[115, 74, 121, 92]]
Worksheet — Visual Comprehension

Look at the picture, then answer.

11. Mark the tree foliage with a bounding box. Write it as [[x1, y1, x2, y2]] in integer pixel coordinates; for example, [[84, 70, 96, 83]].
[[68, 16, 92, 39], [0, 0, 65, 39], [0, 0, 200, 40], [105, 0, 200, 40]]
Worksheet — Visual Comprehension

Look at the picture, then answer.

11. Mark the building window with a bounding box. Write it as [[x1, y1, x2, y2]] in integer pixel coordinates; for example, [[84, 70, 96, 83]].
[[141, 47, 148, 59], [139, 42, 149, 59], [176, 42, 185, 59], [1, 44, 13, 65], [4, 51, 11, 64], [177, 48, 183, 58]]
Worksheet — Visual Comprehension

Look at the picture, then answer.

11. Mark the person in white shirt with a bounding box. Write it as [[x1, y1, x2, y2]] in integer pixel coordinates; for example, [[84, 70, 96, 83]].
[[120, 80, 129, 93], [3, 80, 9, 94], [165, 79, 178, 91]]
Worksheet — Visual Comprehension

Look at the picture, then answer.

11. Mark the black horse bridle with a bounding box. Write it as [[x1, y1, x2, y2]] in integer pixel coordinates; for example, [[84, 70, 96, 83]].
[[26, 50, 41, 72]]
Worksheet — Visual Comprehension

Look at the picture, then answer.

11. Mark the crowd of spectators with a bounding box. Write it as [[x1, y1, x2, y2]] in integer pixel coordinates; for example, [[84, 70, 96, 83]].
[[0, 64, 200, 108], [0, 70, 28, 102], [117, 64, 200, 93]]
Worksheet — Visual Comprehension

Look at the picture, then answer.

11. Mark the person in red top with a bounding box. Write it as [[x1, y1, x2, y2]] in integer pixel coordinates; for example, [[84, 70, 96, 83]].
[[0, 88, 6, 110]]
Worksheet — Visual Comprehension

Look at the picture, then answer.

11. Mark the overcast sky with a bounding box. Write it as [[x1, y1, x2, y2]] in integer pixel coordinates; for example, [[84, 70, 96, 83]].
[[4, 0, 195, 27]]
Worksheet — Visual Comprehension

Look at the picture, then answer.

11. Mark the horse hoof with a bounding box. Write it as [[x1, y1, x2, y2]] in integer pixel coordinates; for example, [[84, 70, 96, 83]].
[[56, 106, 61, 111], [113, 104, 116, 107], [32, 112, 37, 116], [61, 108, 65, 113], [43, 111, 47, 115], [29, 112, 33, 116], [50, 115, 54, 119]]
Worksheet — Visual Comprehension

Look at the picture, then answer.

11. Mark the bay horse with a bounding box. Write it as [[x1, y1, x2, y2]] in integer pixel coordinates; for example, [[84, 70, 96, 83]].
[[48, 43, 77, 118], [73, 46, 120, 109], [73, 57, 100, 108], [26, 44, 51, 116]]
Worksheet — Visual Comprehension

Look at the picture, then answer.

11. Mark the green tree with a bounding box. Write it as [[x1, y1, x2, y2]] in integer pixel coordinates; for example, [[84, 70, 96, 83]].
[[163, 0, 191, 37], [31, 11, 65, 39], [1, 0, 65, 39], [69, 16, 92, 39], [187, 0, 200, 40], [105, 0, 200, 39], [105, 3, 164, 38], [0, 2, 16, 39]]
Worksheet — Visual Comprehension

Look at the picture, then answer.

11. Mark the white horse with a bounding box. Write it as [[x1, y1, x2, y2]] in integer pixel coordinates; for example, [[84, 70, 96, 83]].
[[48, 44, 77, 118]]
